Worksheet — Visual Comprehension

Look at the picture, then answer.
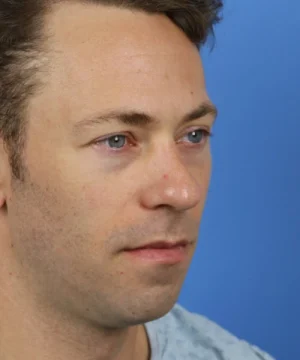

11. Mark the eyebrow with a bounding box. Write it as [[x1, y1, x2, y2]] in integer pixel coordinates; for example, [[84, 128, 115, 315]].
[[72, 102, 218, 135]]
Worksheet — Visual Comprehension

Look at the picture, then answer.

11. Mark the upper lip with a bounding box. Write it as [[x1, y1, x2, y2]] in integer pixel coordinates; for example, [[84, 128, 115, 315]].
[[125, 239, 189, 250]]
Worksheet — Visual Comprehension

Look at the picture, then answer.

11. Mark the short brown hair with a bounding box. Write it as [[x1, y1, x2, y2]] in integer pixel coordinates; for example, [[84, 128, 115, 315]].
[[0, 0, 223, 181]]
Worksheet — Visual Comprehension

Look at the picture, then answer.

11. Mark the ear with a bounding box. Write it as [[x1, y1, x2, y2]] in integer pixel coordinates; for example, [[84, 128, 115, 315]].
[[0, 138, 9, 209]]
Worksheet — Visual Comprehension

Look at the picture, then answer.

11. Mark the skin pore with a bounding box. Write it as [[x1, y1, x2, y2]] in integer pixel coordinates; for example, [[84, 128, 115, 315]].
[[0, 2, 215, 360]]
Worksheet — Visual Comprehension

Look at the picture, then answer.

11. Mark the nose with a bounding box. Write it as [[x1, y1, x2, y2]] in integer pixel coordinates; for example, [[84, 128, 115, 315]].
[[140, 148, 206, 212]]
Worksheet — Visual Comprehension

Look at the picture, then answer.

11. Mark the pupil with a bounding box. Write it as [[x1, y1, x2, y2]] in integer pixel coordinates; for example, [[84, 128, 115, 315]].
[[108, 136, 125, 149], [188, 130, 203, 143]]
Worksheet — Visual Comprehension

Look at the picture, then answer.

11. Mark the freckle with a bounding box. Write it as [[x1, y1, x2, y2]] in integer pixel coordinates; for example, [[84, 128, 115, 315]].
[[120, 272, 124, 275]]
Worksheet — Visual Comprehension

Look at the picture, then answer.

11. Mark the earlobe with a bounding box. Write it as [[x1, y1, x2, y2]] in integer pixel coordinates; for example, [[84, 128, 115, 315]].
[[0, 138, 9, 209], [0, 196, 5, 209], [0, 172, 7, 209]]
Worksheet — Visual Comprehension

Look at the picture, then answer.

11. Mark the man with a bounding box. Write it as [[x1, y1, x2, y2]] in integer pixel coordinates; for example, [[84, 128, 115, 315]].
[[0, 1, 275, 359]]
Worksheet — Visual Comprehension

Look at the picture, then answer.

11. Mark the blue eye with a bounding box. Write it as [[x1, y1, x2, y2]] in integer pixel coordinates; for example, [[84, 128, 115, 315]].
[[183, 129, 212, 144], [106, 135, 127, 149], [186, 130, 206, 144]]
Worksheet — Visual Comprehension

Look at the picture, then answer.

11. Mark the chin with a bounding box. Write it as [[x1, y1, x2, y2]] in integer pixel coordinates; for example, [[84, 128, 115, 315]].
[[128, 296, 179, 324]]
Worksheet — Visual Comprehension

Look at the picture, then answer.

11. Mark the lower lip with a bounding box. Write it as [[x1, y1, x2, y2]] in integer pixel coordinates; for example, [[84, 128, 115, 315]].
[[124, 245, 188, 264]]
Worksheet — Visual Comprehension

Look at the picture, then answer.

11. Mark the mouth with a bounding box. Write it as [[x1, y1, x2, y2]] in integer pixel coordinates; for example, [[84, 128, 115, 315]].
[[125, 239, 189, 251], [124, 242, 189, 264]]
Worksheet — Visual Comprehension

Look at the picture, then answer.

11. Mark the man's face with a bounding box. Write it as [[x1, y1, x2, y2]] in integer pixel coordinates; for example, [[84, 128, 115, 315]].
[[4, 3, 214, 327]]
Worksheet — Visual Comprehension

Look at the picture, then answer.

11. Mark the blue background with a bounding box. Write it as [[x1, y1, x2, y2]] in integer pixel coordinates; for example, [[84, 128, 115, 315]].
[[178, 1, 299, 359]]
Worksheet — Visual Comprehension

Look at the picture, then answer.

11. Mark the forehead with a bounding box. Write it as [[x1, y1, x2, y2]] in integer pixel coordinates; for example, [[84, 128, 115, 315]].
[[37, 2, 207, 128]]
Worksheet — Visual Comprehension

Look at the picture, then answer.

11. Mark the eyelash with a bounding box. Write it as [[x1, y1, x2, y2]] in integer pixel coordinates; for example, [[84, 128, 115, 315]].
[[93, 128, 213, 153]]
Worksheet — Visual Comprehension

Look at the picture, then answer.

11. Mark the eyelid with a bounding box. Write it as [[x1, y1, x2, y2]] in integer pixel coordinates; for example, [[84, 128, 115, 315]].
[[182, 125, 212, 134], [178, 125, 212, 138]]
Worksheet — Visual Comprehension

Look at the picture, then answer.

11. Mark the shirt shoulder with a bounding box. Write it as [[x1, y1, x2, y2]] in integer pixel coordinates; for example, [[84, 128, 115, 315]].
[[144, 303, 276, 360]]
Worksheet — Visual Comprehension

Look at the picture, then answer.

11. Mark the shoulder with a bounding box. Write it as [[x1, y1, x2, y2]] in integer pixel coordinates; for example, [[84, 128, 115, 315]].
[[145, 303, 276, 360]]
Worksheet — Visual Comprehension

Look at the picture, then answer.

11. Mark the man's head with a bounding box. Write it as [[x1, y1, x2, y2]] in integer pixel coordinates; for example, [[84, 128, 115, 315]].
[[0, 0, 222, 329], [0, 0, 222, 181]]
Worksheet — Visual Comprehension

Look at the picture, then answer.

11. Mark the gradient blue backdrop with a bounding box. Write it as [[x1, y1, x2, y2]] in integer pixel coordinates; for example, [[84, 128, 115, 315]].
[[178, 1, 299, 360]]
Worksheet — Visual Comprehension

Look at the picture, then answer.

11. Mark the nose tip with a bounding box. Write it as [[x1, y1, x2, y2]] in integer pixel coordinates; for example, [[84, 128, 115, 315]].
[[165, 186, 198, 204], [169, 184, 202, 210], [140, 144, 210, 211], [141, 174, 203, 212]]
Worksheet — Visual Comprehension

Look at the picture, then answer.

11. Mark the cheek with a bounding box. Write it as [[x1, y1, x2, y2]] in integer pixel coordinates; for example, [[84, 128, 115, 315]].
[[81, 183, 120, 213], [81, 185, 102, 211], [203, 149, 212, 183], [191, 153, 211, 215], [194, 149, 212, 186], [205, 159, 212, 189], [80, 183, 134, 243]]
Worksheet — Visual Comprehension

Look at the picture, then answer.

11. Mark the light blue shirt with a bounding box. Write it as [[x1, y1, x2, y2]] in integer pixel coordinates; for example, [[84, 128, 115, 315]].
[[144, 303, 276, 360]]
